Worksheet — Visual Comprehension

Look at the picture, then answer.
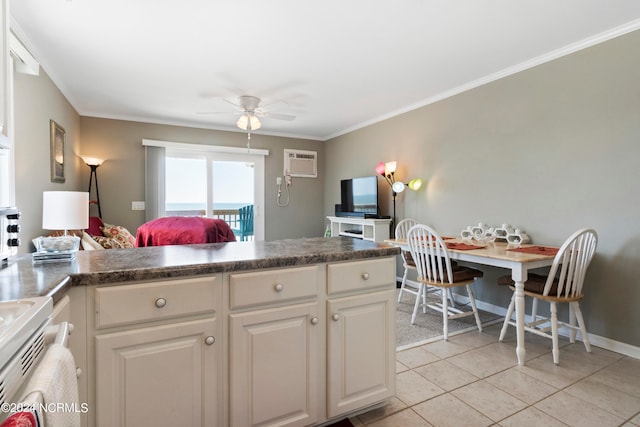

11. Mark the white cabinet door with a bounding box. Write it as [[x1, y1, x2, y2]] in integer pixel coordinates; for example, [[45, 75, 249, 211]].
[[229, 302, 319, 427], [326, 289, 396, 418], [95, 318, 219, 427]]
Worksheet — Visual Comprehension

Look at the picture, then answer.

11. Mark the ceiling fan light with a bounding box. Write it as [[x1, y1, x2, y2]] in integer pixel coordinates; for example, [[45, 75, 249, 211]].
[[236, 114, 261, 131], [236, 115, 249, 130], [249, 115, 261, 130]]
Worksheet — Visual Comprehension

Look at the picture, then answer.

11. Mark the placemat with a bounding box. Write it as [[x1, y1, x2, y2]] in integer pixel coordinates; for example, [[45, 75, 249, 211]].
[[507, 245, 559, 256], [446, 242, 484, 250]]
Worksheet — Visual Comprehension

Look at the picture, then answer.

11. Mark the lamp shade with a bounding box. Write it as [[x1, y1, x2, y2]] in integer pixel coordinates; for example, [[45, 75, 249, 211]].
[[80, 156, 104, 166], [408, 178, 423, 191], [42, 191, 89, 231], [385, 161, 397, 174], [392, 181, 406, 193]]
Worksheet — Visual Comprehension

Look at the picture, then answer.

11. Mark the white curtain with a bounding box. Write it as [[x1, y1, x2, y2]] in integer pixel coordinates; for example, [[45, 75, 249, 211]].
[[144, 145, 165, 222]]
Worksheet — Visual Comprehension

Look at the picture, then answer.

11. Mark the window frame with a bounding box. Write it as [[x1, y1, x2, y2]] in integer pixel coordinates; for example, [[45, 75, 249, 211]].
[[143, 139, 268, 241]]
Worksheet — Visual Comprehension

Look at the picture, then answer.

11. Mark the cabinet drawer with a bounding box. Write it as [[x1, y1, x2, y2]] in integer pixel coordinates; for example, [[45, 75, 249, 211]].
[[230, 265, 318, 310], [95, 276, 217, 329], [327, 257, 396, 295]]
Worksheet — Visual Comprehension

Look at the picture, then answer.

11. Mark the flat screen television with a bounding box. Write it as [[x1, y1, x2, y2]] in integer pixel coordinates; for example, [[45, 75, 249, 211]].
[[337, 176, 379, 218]]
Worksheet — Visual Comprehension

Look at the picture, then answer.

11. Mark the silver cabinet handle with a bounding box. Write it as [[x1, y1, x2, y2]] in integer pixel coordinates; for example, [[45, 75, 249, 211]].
[[310, 317, 319, 325], [274, 283, 284, 292], [332, 313, 340, 321], [205, 336, 215, 345], [361, 272, 370, 280], [155, 297, 167, 308]]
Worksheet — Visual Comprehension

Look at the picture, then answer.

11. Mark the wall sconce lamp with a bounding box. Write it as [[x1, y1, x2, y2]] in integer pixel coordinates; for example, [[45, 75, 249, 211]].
[[375, 161, 422, 237], [81, 155, 104, 218]]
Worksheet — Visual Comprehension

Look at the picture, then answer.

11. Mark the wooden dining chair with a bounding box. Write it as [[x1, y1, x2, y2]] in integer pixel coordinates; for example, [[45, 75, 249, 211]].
[[396, 218, 419, 302], [396, 219, 457, 308], [407, 224, 484, 339], [498, 228, 598, 364]]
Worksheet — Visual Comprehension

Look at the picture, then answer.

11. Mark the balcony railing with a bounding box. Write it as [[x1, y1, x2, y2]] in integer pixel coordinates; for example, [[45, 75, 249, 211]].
[[164, 209, 242, 230]]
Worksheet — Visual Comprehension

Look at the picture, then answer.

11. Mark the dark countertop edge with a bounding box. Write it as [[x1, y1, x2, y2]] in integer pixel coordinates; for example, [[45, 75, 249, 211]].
[[47, 245, 400, 303]]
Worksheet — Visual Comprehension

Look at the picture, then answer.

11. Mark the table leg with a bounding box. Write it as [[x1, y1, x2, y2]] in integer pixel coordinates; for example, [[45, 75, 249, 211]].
[[511, 266, 528, 366], [513, 279, 526, 365]]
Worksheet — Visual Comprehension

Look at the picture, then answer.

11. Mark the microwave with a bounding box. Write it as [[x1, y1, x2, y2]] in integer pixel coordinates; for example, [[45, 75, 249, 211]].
[[0, 207, 20, 264]]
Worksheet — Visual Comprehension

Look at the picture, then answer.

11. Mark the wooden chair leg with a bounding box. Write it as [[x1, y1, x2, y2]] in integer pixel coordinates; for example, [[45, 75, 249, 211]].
[[410, 284, 423, 325], [499, 295, 515, 342], [447, 289, 456, 308], [573, 302, 592, 353], [442, 287, 449, 340], [569, 302, 576, 343], [422, 285, 428, 314], [466, 283, 482, 333], [550, 301, 560, 364], [531, 298, 538, 323], [398, 267, 409, 302]]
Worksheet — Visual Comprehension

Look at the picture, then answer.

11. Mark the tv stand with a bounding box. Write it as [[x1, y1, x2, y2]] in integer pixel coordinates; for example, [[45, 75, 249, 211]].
[[327, 216, 391, 243]]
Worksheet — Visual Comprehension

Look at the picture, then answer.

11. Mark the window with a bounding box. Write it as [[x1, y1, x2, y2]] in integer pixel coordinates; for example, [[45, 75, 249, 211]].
[[143, 139, 267, 241]]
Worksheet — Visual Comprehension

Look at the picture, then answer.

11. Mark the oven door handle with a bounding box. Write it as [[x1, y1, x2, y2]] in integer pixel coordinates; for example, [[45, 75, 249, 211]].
[[44, 321, 72, 347]]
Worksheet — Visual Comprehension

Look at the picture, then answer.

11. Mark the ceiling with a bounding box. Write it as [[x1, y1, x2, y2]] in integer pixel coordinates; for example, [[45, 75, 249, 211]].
[[10, 1, 640, 141]]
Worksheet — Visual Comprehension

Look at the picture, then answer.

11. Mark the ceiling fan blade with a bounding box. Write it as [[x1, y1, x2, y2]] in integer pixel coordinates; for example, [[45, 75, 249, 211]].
[[196, 111, 242, 115], [260, 111, 296, 121], [223, 98, 243, 110]]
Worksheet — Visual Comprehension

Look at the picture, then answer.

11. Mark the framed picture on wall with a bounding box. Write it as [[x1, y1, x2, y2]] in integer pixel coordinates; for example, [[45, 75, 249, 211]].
[[50, 119, 65, 183]]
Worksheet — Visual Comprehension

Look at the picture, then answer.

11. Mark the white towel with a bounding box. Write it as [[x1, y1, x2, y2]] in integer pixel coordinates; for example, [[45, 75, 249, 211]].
[[20, 344, 80, 427]]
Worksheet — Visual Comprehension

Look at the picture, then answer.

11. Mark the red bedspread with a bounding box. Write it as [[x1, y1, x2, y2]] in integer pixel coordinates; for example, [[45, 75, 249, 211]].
[[136, 217, 237, 247]]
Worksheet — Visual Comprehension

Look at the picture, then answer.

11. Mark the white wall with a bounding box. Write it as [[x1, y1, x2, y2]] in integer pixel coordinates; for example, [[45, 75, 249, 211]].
[[325, 29, 640, 347]]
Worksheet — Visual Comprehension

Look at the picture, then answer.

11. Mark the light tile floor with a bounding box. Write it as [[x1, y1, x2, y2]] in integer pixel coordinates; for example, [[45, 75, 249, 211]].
[[350, 324, 640, 427]]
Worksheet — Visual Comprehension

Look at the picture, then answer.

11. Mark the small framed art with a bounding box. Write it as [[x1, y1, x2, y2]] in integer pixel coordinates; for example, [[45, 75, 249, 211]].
[[50, 119, 65, 183]]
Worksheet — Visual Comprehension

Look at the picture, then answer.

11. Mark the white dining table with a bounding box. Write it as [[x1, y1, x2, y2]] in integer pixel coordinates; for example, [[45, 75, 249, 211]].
[[385, 237, 558, 366]]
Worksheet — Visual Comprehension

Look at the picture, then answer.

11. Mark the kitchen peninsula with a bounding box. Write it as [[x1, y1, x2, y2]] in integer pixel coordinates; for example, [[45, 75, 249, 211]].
[[0, 237, 400, 427]]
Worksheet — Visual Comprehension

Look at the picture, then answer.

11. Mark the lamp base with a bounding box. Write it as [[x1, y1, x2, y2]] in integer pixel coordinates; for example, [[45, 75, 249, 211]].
[[35, 235, 80, 252], [33, 236, 80, 264]]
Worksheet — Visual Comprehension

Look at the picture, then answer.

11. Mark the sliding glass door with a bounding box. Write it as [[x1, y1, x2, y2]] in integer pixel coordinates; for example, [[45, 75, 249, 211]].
[[163, 148, 263, 240]]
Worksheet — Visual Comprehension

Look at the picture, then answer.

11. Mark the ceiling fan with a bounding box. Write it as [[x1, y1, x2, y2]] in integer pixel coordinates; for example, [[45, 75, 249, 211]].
[[199, 95, 296, 131]]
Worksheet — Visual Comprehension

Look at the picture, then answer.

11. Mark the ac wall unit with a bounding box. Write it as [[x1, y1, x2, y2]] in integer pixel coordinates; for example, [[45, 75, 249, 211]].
[[284, 149, 317, 178]]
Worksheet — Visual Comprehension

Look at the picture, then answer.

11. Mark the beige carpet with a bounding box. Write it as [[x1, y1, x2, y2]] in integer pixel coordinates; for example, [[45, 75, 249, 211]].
[[395, 286, 501, 349]]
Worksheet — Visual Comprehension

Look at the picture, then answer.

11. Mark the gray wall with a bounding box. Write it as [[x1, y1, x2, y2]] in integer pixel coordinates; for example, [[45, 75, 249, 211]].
[[325, 30, 640, 347], [78, 117, 325, 240], [13, 71, 325, 251], [14, 68, 83, 248]]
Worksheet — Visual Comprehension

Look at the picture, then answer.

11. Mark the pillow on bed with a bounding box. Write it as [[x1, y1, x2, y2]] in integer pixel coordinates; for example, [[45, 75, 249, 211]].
[[81, 231, 104, 251], [93, 235, 126, 249], [86, 216, 104, 237], [101, 223, 136, 248]]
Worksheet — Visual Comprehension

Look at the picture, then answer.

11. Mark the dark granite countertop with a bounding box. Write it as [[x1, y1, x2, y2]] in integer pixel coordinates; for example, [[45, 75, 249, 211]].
[[0, 237, 399, 304]]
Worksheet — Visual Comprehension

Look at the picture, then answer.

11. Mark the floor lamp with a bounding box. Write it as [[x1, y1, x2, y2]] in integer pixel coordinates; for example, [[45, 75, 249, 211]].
[[81, 156, 104, 218], [376, 161, 422, 237]]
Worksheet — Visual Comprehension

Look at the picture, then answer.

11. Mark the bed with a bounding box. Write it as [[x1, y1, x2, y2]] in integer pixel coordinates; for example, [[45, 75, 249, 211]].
[[135, 216, 237, 247]]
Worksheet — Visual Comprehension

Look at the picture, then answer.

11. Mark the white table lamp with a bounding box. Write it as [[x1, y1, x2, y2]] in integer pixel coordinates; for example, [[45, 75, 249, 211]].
[[36, 191, 89, 259]]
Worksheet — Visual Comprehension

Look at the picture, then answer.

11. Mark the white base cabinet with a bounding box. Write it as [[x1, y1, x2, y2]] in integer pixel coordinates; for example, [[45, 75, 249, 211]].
[[85, 275, 222, 427], [95, 319, 218, 426], [228, 257, 396, 426], [327, 289, 396, 418], [69, 257, 395, 427], [230, 303, 320, 427]]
